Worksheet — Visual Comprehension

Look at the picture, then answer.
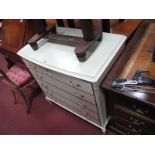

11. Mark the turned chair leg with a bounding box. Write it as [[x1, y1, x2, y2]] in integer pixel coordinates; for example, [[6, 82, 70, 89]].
[[11, 89, 17, 104], [15, 86, 30, 114], [27, 87, 41, 113]]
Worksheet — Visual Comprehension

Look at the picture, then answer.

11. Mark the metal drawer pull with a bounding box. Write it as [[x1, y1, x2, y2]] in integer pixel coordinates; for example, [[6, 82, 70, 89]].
[[45, 85, 48, 89], [80, 95, 84, 98], [136, 109, 146, 115], [129, 116, 145, 126], [131, 129, 138, 133], [77, 102, 86, 108], [81, 110, 88, 115], [50, 93, 53, 97], [132, 105, 137, 109], [144, 110, 149, 114], [69, 81, 73, 85], [131, 128, 142, 133], [76, 84, 81, 87], [129, 125, 132, 128], [40, 76, 43, 80], [132, 121, 141, 126], [132, 105, 149, 115], [141, 122, 145, 125]]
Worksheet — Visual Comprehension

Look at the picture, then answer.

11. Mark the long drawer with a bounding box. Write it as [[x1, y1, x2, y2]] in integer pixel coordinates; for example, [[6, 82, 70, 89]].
[[45, 89, 100, 126], [27, 61, 94, 95], [30, 69, 96, 105], [114, 105, 155, 133], [40, 81, 98, 114]]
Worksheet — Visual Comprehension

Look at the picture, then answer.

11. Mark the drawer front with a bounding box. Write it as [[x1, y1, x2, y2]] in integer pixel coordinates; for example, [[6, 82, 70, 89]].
[[116, 95, 155, 120], [112, 120, 139, 135], [40, 80, 98, 114], [27, 62, 94, 95], [113, 116, 153, 135], [30, 68, 96, 105], [114, 105, 155, 133], [45, 89, 100, 126], [25, 61, 101, 126]]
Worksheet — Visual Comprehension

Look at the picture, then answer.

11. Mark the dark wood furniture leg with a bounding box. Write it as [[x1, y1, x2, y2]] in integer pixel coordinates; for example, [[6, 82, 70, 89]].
[[67, 19, 75, 28], [56, 19, 64, 27], [101, 19, 110, 33]]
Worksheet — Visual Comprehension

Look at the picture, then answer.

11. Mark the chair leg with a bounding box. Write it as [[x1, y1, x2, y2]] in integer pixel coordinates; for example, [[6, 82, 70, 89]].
[[11, 89, 17, 104], [101, 19, 110, 33], [27, 87, 41, 113], [15, 86, 29, 114], [118, 19, 125, 22]]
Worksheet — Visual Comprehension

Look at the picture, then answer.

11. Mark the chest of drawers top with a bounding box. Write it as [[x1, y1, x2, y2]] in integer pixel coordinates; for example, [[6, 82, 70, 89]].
[[18, 27, 126, 83]]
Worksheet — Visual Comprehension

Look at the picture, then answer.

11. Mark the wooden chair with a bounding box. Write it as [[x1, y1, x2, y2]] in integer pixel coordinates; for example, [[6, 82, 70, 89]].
[[0, 64, 39, 113], [56, 19, 111, 32]]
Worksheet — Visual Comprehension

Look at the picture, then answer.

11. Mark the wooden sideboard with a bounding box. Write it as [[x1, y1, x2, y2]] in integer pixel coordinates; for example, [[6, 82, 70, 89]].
[[101, 19, 155, 135]]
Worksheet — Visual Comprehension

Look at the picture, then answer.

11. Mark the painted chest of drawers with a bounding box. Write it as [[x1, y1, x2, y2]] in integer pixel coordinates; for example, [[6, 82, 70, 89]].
[[18, 27, 126, 132]]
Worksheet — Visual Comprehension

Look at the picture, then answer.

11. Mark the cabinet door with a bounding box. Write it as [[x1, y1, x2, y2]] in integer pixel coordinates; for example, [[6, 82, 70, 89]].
[[1, 19, 27, 53]]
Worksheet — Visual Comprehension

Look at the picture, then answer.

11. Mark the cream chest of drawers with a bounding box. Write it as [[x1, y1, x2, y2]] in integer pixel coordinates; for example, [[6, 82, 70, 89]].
[[18, 27, 126, 132]]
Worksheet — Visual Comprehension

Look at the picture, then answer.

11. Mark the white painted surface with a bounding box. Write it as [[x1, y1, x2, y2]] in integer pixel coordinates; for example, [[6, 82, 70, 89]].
[[18, 27, 126, 131], [18, 27, 126, 82]]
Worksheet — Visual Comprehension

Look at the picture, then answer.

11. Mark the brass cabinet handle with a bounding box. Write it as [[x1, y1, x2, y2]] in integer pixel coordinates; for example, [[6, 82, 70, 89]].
[[132, 121, 141, 126], [131, 129, 138, 133], [129, 116, 145, 126], [129, 116, 133, 121], [136, 109, 146, 115], [132, 105, 149, 115], [131, 128, 142, 133]]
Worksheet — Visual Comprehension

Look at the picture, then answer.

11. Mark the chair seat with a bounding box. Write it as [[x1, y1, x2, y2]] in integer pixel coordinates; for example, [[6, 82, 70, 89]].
[[6, 65, 32, 86]]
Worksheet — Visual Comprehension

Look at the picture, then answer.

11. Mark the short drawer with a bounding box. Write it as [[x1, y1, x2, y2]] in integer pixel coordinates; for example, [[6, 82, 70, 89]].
[[113, 116, 153, 135], [28, 62, 94, 95], [115, 96, 155, 120], [114, 105, 155, 133], [112, 121, 139, 135], [45, 90, 100, 126]]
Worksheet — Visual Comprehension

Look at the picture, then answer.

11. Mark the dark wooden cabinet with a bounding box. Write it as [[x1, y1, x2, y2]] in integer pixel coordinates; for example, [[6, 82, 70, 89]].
[[101, 19, 155, 135], [105, 92, 155, 134], [0, 19, 46, 53], [0, 19, 46, 68]]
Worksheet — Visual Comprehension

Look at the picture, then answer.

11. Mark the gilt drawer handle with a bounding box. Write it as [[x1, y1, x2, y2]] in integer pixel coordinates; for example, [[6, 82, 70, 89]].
[[132, 105, 149, 115], [132, 121, 141, 126], [131, 128, 142, 133], [129, 116, 133, 121], [131, 129, 138, 133], [136, 109, 146, 115]]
